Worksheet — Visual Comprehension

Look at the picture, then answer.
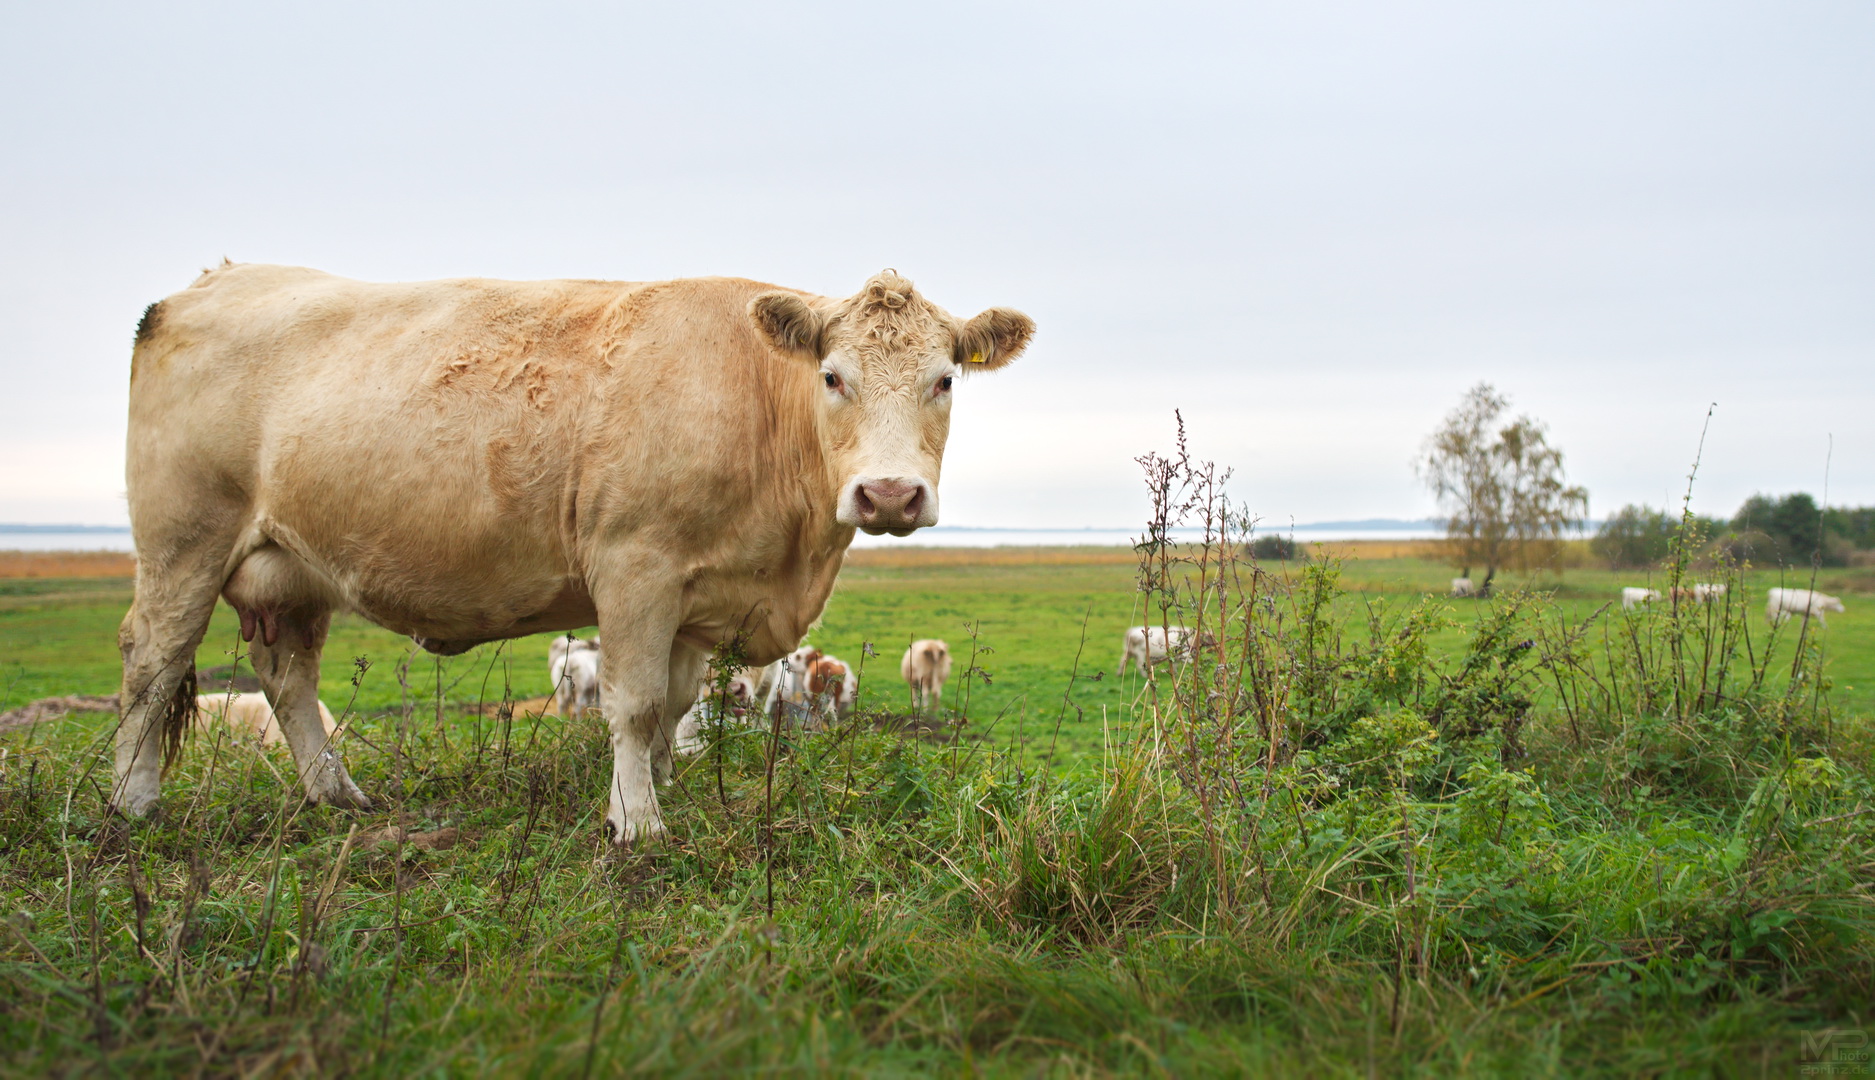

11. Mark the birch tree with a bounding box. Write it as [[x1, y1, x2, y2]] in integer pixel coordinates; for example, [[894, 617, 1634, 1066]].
[[1417, 383, 1589, 588]]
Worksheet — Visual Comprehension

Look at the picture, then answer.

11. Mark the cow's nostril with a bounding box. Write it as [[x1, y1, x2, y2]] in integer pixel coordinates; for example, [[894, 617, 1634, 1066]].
[[851, 479, 927, 527]]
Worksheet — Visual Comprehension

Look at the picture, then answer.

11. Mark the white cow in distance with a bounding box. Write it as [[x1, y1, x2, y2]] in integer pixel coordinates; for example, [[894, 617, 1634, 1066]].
[[548, 636, 603, 717], [1621, 587, 1660, 611], [1450, 578, 1475, 599], [1766, 587, 1846, 627], [900, 639, 953, 713], [1118, 625, 1202, 678]]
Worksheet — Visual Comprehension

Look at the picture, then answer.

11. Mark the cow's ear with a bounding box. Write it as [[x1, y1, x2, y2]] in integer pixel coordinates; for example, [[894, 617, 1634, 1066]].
[[953, 308, 1034, 371], [749, 292, 827, 359]]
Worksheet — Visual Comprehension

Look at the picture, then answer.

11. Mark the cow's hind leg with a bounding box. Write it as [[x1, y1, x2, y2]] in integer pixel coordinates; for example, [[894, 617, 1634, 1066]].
[[225, 546, 367, 808], [248, 608, 368, 808], [113, 555, 226, 817]]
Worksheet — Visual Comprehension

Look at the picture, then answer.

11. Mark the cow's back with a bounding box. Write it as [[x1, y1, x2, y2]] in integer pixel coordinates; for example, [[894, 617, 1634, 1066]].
[[129, 264, 834, 646]]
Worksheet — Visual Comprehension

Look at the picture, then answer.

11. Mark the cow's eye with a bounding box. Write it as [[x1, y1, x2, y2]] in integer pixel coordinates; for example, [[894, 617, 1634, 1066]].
[[938, 375, 954, 393], [823, 371, 840, 391]]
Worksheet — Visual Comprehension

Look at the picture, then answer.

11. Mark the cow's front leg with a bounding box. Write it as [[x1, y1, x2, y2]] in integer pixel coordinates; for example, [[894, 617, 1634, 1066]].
[[653, 645, 709, 786], [593, 577, 684, 845]]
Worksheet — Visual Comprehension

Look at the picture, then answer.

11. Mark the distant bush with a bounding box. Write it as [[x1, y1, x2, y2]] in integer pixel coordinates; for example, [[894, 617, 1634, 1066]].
[[1591, 504, 1677, 569], [1823, 505, 1875, 551], [1724, 492, 1875, 567], [1248, 534, 1300, 561]]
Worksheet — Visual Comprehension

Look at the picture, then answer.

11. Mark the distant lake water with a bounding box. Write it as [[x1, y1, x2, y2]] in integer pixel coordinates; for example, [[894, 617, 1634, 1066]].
[[0, 528, 136, 552], [847, 525, 1446, 549], [0, 523, 1452, 554]]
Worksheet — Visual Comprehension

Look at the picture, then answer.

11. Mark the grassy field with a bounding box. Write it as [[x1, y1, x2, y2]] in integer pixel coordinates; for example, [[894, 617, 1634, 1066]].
[[2, 542, 1873, 1075], [5, 543, 1868, 763]]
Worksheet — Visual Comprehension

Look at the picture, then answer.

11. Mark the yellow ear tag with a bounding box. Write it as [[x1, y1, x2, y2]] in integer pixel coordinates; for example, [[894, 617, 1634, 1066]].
[[968, 351, 986, 364]]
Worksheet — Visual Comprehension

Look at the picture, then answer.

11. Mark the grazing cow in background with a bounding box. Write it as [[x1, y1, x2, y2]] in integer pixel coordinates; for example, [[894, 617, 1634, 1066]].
[[195, 692, 337, 748], [548, 635, 603, 717], [1621, 587, 1660, 611], [900, 639, 953, 713], [1766, 587, 1846, 627], [1669, 583, 1728, 604], [1118, 625, 1200, 678], [1450, 578, 1475, 599], [113, 263, 1032, 844]]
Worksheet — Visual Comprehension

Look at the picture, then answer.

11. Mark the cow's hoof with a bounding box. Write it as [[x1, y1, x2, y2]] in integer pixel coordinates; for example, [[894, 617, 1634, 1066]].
[[110, 787, 161, 819], [603, 813, 666, 847], [311, 779, 373, 811]]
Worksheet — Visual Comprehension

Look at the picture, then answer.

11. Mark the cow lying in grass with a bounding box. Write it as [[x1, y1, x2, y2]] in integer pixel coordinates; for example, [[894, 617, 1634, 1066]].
[[194, 692, 336, 748], [672, 667, 763, 757]]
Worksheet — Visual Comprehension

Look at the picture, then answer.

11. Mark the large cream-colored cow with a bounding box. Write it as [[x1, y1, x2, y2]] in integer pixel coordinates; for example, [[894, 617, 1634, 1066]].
[[113, 263, 1032, 843]]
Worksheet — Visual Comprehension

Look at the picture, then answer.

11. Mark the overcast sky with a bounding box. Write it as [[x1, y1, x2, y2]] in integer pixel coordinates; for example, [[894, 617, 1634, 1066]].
[[1, 1, 1869, 531]]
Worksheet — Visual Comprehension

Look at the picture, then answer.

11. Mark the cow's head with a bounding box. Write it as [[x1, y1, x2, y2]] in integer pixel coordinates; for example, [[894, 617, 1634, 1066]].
[[750, 271, 1033, 535]]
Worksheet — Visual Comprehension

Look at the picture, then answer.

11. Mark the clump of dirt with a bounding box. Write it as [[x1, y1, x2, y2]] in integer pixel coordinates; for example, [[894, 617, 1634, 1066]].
[[869, 711, 973, 744], [0, 695, 119, 736]]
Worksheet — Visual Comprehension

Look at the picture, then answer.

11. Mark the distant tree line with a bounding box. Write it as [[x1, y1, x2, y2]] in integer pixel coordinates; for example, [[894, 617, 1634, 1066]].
[[1592, 492, 1875, 569]]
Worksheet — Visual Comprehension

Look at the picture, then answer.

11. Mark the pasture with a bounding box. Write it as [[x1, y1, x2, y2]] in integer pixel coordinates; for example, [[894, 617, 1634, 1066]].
[[2, 543, 1873, 1075]]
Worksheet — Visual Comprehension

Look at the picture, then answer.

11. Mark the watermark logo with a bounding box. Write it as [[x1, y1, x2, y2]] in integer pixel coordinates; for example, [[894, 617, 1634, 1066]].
[[1801, 1028, 1870, 1076]]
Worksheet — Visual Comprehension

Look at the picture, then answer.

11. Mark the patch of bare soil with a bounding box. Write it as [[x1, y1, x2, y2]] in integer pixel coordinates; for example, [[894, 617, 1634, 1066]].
[[0, 550, 137, 578], [869, 711, 973, 744], [0, 695, 119, 736]]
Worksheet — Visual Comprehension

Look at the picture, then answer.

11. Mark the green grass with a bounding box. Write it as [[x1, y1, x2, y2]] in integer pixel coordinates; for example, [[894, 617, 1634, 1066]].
[[2, 550, 1873, 1076]]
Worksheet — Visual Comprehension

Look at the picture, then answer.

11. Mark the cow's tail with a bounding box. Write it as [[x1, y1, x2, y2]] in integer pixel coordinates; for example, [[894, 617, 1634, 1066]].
[[160, 663, 198, 774]]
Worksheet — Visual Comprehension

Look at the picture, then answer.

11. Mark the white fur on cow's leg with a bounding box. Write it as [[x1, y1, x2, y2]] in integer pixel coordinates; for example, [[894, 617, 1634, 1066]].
[[249, 610, 370, 809], [606, 704, 665, 843], [111, 555, 224, 818], [594, 581, 687, 844]]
